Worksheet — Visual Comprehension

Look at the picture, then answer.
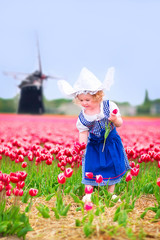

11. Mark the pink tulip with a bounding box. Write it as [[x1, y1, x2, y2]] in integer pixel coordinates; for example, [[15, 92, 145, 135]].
[[96, 175, 103, 184], [64, 168, 73, 178], [85, 172, 94, 178], [58, 173, 66, 184], [6, 189, 12, 196], [22, 162, 27, 168], [85, 185, 93, 194], [131, 167, 139, 176], [112, 109, 118, 114], [125, 172, 132, 182], [29, 188, 38, 197], [84, 201, 93, 211], [157, 178, 160, 187]]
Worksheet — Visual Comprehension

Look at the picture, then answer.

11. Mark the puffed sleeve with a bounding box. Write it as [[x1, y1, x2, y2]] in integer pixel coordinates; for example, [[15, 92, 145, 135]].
[[109, 101, 121, 116], [76, 118, 89, 132]]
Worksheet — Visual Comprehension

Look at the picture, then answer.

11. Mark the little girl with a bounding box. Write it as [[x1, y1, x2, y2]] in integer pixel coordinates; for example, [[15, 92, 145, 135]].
[[58, 67, 130, 200]]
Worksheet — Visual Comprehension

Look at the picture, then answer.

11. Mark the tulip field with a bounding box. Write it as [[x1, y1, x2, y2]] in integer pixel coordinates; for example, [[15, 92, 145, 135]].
[[0, 113, 160, 240]]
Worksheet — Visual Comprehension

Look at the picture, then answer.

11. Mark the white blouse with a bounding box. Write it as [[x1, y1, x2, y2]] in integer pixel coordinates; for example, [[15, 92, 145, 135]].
[[76, 100, 120, 132]]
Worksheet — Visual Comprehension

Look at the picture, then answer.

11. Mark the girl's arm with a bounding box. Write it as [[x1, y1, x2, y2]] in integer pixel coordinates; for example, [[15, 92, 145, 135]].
[[79, 131, 89, 145]]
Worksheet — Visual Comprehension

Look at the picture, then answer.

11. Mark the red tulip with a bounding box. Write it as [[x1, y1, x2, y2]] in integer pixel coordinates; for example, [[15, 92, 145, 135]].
[[84, 202, 93, 211], [64, 168, 73, 178], [126, 172, 132, 182], [58, 173, 66, 184], [19, 189, 24, 196], [85, 172, 94, 178], [19, 171, 27, 181], [85, 185, 93, 194], [22, 162, 27, 168], [131, 167, 139, 176], [6, 189, 12, 196], [29, 188, 38, 197], [112, 109, 118, 114], [10, 175, 19, 183], [0, 183, 4, 192], [46, 158, 52, 165], [5, 184, 12, 191], [13, 188, 20, 196], [96, 175, 103, 184], [16, 181, 25, 189], [18, 155, 24, 162], [129, 161, 135, 168], [157, 178, 160, 187]]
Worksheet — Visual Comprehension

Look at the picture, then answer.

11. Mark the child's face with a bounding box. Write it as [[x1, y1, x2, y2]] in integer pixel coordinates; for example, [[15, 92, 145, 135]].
[[77, 93, 98, 109]]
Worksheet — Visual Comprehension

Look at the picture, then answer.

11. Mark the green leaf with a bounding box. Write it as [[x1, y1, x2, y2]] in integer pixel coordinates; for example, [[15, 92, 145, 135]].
[[76, 207, 82, 212], [36, 204, 50, 218], [75, 219, 81, 227], [45, 193, 55, 201], [64, 185, 72, 194], [117, 210, 128, 227], [0, 222, 8, 233], [83, 223, 94, 237], [17, 225, 34, 237], [140, 210, 148, 219], [60, 203, 71, 216], [154, 209, 160, 219], [52, 207, 60, 219], [21, 191, 30, 203], [70, 192, 83, 204]]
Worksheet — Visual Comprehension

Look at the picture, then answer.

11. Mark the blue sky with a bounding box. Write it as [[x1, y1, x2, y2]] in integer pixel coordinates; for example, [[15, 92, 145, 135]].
[[0, 0, 160, 106]]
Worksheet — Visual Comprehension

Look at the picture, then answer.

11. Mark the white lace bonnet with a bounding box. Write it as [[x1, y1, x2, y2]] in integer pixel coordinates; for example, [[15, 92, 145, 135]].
[[58, 67, 115, 98]]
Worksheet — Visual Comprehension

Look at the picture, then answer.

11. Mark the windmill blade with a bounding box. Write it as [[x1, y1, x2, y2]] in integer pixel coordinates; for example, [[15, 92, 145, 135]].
[[46, 75, 64, 80], [36, 37, 42, 74], [3, 71, 29, 80]]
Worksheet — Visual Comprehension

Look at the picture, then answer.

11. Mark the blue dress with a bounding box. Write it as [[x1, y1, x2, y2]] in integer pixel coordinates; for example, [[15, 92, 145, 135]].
[[78, 100, 130, 186]]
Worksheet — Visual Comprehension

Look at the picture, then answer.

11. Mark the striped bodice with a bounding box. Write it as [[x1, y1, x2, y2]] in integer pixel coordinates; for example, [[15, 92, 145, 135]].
[[78, 100, 115, 137]]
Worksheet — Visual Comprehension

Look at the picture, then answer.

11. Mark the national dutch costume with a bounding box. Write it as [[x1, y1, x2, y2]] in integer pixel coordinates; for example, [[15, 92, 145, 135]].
[[58, 66, 131, 187]]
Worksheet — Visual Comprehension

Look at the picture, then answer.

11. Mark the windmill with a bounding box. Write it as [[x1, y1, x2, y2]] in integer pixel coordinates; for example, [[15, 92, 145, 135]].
[[4, 39, 61, 114]]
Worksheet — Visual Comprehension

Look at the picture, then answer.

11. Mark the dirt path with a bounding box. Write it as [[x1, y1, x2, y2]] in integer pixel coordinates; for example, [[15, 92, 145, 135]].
[[2, 195, 160, 240]]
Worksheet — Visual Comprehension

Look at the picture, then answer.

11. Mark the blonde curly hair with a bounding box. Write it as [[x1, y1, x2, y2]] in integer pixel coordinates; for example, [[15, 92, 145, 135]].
[[74, 90, 104, 105]]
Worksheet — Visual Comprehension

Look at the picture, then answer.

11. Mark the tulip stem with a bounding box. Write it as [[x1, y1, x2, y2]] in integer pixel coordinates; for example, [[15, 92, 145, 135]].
[[98, 184, 99, 205]]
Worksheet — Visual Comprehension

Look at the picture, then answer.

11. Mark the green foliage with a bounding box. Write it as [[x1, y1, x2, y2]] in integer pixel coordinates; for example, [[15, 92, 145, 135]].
[[0, 97, 18, 113], [52, 192, 71, 219], [140, 204, 160, 220], [0, 201, 33, 238], [36, 203, 50, 218]]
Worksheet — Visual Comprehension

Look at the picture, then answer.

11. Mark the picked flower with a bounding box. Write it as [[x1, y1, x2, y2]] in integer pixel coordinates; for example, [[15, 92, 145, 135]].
[[102, 108, 118, 152]]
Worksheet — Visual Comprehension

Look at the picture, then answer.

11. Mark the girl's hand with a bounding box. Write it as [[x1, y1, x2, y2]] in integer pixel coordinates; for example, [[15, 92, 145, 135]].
[[108, 113, 123, 127], [108, 112, 118, 123]]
